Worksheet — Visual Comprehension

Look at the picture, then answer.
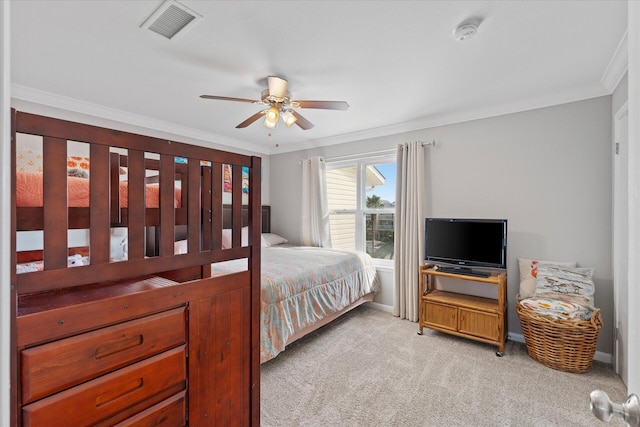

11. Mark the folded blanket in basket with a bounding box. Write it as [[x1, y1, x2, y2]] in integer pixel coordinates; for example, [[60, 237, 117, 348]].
[[519, 297, 593, 321]]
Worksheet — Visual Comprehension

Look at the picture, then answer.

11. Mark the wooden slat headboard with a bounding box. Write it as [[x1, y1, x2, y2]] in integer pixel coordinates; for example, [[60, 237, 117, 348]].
[[222, 205, 271, 233], [147, 205, 271, 255]]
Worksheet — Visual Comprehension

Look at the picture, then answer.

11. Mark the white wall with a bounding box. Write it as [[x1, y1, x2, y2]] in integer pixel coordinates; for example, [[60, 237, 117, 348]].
[[613, 72, 629, 113], [269, 96, 615, 354], [0, 2, 10, 425]]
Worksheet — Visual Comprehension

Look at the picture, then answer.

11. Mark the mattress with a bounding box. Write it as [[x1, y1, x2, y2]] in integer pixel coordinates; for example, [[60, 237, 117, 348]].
[[211, 245, 379, 363], [15, 171, 181, 208]]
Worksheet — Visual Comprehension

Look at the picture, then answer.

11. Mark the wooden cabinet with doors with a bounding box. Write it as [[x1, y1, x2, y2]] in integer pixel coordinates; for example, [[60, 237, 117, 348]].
[[418, 265, 507, 356]]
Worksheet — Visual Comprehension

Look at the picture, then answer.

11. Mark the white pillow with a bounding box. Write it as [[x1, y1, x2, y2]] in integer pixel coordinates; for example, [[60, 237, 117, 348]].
[[262, 233, 288, 246], [222, 227, 252, 249], [174, 239, 188, 255], [517, 258, 576, 299], [110, 234, 128, 261]]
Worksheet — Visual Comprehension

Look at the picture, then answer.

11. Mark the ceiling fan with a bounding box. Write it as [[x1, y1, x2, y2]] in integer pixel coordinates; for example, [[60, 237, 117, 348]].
[[200, 76, 349, 130]]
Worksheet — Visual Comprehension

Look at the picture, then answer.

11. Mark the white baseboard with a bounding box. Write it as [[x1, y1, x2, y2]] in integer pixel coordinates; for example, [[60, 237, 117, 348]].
[[363, 309, 614, 366], [507, 332, 525, 344], [365, 301, 393, 313], [508, 333, 612, 365]]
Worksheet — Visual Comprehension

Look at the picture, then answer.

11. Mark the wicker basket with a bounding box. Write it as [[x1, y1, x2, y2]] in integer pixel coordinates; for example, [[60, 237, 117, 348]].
[[516, 296, 602, 373]]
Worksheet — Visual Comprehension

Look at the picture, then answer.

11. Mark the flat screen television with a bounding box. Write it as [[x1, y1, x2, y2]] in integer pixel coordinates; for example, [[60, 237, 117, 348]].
[[424, 218, 507, 272]]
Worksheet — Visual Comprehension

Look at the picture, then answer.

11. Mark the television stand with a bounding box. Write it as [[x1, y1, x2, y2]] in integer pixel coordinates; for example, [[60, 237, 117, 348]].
[[418, 265, 507, 356], [434, 266, 489, 278]]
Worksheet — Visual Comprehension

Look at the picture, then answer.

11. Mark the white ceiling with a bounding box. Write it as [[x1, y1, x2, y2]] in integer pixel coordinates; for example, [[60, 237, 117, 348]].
[[10, 1, 627, 155]]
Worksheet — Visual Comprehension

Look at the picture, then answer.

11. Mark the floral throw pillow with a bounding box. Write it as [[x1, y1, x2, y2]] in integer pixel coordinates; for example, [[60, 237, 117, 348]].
[[533, 264, 595, 307], [517, 258, 576, 299]]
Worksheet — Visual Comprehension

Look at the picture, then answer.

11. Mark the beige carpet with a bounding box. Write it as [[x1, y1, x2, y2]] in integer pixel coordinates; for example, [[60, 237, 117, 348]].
[[261, 306, 627, 426]]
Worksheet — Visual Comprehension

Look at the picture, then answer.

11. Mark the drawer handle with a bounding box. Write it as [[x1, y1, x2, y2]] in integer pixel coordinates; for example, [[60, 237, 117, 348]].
[[94, 335, 144, 360], [96, 378, 143, 408]]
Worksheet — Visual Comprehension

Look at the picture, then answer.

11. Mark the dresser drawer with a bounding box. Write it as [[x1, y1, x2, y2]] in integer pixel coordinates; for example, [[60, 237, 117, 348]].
[[22, 307, 186, 404], [112, 391, 186, 427], [22, 346, 186, 427]]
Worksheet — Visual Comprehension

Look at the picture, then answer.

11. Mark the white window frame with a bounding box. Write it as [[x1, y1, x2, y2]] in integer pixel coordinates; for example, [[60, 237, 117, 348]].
[[326, 153, 396, 268]]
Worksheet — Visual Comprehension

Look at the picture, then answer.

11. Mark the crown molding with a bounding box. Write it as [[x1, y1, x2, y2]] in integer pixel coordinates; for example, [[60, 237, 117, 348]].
[[270, 85, 611, 155], [601, 30, 628, 93], [10, 84, 270, 155], [10, 83, 612, 158]]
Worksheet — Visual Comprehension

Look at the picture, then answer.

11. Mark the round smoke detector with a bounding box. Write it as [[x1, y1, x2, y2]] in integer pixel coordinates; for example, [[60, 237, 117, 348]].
[[454, 22, 479, 41]]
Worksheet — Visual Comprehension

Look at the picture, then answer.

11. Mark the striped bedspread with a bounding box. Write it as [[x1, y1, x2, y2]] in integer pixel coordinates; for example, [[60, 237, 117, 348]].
[[211, 245, 379, 363]]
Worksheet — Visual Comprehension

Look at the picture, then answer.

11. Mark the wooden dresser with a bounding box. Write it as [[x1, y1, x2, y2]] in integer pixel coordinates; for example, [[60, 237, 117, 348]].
[[16, 273, 254, 426]]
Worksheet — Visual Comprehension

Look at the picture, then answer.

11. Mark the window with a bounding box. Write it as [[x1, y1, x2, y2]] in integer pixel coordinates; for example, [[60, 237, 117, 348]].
[[325, 155, 395, 265]]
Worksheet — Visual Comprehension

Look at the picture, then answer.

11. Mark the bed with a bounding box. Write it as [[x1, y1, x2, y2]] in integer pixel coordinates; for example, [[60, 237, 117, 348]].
[[256, 244, 378, 363], [10, 110, 262, 426], [204, 208, 379, 363]]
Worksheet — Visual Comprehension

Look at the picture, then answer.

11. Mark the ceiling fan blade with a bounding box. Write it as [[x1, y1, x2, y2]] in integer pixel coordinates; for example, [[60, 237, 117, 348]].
[[200, 95, 259, 104], [291, 110, 315, 130], [235, 110, 265, 128], [267, 76, 288, 99], [295, 100, 349, 111]]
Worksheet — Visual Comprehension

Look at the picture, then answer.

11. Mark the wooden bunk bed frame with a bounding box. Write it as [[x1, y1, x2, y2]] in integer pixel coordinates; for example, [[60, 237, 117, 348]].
[[10, 110, 262, 426]]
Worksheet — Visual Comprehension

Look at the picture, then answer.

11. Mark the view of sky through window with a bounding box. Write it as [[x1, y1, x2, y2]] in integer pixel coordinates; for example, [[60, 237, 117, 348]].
[[368, 163, 395, 206]]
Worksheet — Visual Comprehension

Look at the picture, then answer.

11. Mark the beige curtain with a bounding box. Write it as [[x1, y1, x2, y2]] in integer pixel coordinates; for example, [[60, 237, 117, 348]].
[[393, 141, 425, 321], [301, 157, 332, 247]]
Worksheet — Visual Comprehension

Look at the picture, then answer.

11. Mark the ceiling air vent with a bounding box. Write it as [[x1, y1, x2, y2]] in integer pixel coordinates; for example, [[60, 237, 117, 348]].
[[141, 0, 202, 40]]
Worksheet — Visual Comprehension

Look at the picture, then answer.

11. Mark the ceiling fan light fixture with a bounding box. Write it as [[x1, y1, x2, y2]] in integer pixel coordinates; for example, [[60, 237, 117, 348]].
[[263, 106, 280, 129], [263, 117, 277, 129], [265, 105, 279, 122], [282, 110, 297, 127], [200, 75, 349, 131]]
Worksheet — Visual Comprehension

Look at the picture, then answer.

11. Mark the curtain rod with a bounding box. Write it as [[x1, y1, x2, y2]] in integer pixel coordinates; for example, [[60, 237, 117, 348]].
[[322, 148, 396, 163], [324, 140, 436, 161], [398, 140, 436, 150], [300, 140, 436, 164]]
